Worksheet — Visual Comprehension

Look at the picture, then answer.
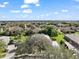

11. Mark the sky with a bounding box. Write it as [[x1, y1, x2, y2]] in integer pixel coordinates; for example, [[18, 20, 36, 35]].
[[0, 0, 79, 21]]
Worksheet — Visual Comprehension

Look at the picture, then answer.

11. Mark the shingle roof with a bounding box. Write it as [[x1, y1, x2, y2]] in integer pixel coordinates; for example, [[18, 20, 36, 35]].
[[65, 34, 79, 45]]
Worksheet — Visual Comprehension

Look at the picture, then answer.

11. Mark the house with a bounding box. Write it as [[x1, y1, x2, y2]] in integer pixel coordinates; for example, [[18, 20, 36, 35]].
[[64, 34, 79, 49], [8, 26, 23, 32], [60, 27, 75, 33], [76, 27, 79, 32]]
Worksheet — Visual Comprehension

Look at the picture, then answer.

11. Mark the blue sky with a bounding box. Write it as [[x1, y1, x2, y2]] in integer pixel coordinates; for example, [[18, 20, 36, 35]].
[[0, 0, 79, 21]]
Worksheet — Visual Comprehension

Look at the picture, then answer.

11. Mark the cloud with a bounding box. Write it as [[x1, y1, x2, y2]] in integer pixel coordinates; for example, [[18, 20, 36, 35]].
[[40, 14, 44, 17], [45, 13, 51, 17], [10, 10, 20, 13], [61, 9, 68, 12], [54, 12, 59, 14], [11, 9, 32, 14], [35, 4, 40, 6], [0, 4, 5, 7], [73, 5, 79, 9], [0, 2, 8, 8], [3, 2, 9, 5], [21, 14, 29, 18], [24, 0, 39, 4], [53, 9, 68, 15], [23, 9, 32, 13], [21, 4, 29, 8]]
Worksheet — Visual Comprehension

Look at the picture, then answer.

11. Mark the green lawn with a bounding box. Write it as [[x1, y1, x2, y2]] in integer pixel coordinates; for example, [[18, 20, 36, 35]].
[[54, 34, 64, 43]]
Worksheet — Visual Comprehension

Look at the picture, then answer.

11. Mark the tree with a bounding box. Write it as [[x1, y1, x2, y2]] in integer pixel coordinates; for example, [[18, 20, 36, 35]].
[[39, 26, 58, 37], [25, 30, 35, 36]]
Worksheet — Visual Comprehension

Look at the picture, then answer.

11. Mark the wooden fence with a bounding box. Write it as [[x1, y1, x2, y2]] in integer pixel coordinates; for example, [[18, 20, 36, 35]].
[[14, 54, 54, 59]]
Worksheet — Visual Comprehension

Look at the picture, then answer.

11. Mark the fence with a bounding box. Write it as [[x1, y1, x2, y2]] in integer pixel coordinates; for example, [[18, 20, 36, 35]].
[[14, 54, 54, 59]]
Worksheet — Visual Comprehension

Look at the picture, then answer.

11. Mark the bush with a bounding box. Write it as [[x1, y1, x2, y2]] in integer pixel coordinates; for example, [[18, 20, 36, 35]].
[[16, 41, 78, 59], [25, 30, 35, 36], [16, 34, 52, 55], [44, 46, 78, 59], [11, 35, 29, 43], [0, 41, 6, 58]]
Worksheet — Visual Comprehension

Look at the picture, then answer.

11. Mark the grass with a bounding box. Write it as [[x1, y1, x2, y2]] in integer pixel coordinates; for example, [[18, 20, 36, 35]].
[[0, 41, 6, 58], [75, 32, 79, 35], [11, 35, 29, 43], [53, 34, 64, 43], [0, 53, 6, 58], [51, 30, 64, 43]]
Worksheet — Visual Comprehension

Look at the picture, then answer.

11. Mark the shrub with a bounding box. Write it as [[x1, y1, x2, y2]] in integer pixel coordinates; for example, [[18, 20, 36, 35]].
[[0, 41, 6, 58], [16, 34, 52, 55]]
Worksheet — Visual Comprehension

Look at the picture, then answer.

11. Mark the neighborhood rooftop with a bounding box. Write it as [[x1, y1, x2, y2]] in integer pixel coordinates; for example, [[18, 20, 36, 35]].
[[65, 34, 79, 45]]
